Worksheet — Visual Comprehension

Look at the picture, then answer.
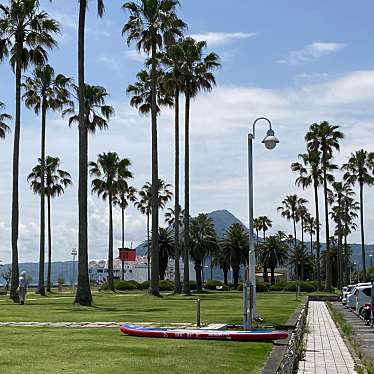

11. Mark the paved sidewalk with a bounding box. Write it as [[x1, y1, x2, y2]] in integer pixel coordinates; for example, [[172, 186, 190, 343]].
[[298, 301, 357, 374]]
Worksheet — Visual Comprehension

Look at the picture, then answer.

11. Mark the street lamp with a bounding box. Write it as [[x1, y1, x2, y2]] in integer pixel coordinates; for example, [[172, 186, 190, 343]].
[[245, 117, 279, 330], [71, 248, 77, 293], [370, 254, 373, 268]]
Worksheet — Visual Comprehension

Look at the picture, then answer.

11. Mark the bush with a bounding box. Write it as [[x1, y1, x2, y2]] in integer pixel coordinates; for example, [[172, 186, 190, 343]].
[[114, 280, 138, 291], [189, 281, 197, 290], [159, 280, 175, 291], [205, 280, 224, 290], [140, 280, 150, 290], [269, 282, 287, 291], [236, 284, 243, 291], [127, 280, 142, 290], [283, 281, 316, 293], [256, 282, 269, 292]]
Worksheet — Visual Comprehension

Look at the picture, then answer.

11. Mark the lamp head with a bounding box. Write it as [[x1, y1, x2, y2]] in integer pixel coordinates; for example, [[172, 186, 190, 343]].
[[262, 129, 279, 150]]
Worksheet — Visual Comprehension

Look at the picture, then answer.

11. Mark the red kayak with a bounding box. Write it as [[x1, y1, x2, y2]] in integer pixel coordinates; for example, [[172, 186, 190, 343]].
[[120, 324, 288, 341]]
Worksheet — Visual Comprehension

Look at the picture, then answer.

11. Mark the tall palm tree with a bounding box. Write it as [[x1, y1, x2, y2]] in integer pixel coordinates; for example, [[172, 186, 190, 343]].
[[304, 215, 316, 256], [23, 64, 71, 295], [162, 40, 186, 292], [175, 37, 220, 295], [257, 216, 272, 241], [306, 121, 343, 291], [342, 149, 374, 280], [89, 153, 133, 291], [164, 206, 184, 228], [0, 0, 59, 302], [64, 83, 113, 304], [289, 244, 313, 282], [123, 0, 186, 297], [257, 236, 288, 285], [157, 227, 174, 280], [189, 214, 217, 292], [113, 186, 137, 259], [253, 218, 262, 246], [0, 101, 11, 138], [291, 150, 336, 290], [277, 195, 307, 248], [27, 156, 72, 292], [135, 180, 172, 282], [221, 223, 248, 288]]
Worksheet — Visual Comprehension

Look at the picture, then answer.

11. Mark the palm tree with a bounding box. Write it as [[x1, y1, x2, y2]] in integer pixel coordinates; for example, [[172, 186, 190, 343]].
[[304, 215, 316, 256], [0, 0, 59, 302], [27, 156, 72, 292], [161, 40, 186, 292], [189, 214, 217, 292], [158, 228, 174, 280], [291, 150, 336, 290], [253, 218, 262, 246], [213, 245, 230, 286], [306, 121, 343, 291], [221, 223, 248, 288], [23, 64, 71, 295], [289, 244, 313, 282], [257, 236, 288, 285], [164, 206, 184, 228], [174, 37, 220, 295], [0, 101, 11, 138], [64, 83, 113, 304], [277, 195, 308, 247], [89, 153, 133, 291], [255, 216, 272, 282], [113, 185, 137, 264], [123, 0, 186, 297], [257, 216, 272, 241], [342, 149, 374, 280], [135, 180, 172, 282]]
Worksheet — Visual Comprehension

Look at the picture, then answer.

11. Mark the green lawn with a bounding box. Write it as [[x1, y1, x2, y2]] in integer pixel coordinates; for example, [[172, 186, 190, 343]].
[[0, 292, 300, 373]]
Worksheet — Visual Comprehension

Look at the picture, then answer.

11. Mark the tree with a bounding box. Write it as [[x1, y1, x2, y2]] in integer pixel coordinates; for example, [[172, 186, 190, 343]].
[[342, 149, 374, 280], [257, 236, 288, 285], [255, 216, 272, 282], [123, 0, 186, 296], [23, 64, 71, 295], [162, 40, 187, 292], [64, 83, 113, 304], [221, 223, 248, 288], [304, 215, 316, 256], [27, 156, 72, 292], [253, 218, 262, 246], [0, 101, 11, 138], [157, 228, 174, 280], [257, 216, 272, 241], [189, 214, 217, 292], [213, 245, 230, 285], [114, 186, 137, 260], [291, 150, 336, 290], [135, 180, 172, 282], [174, 37, 220, 295], [305, 121, 343, 291], [89, 153, 133, 291], [0, 0, 59, 302], [289, 244, 314, 282], [164, 206, 184, 228]]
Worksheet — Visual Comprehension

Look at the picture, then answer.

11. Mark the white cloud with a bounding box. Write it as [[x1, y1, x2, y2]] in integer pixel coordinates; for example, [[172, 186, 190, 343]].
[[190, 32, 256, 47], [279, 42, 346, 65], [125, 49, 147, 62]]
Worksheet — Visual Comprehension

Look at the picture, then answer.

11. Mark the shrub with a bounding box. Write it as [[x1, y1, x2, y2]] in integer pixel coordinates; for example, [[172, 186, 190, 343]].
[[269, 282, 287, 291], [283, 281, 316, 293], [205, 280, 224, 290], [159, 280, 175, 291], [236, 284, 243, 291], [189, 281, 197, 290], [256, 282, 269, 292], [140, 280, 150, 290], [114, 280, 137, 291], [127, 280, 142, 290]]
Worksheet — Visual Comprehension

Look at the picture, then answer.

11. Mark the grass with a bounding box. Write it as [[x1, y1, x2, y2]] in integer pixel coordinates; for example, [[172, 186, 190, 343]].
[[0, 291, 300, 374]]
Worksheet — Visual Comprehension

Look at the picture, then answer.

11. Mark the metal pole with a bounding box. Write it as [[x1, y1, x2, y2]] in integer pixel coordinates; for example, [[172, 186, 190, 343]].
[[196, 299, 201, 327], [243, 283, 248, 329], [72, 253, 75, 294], [247, 134, 256, 326]]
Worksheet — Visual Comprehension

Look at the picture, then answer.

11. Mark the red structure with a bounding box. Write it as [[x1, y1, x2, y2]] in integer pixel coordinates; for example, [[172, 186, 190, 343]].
[[118, 248, 136, 262]]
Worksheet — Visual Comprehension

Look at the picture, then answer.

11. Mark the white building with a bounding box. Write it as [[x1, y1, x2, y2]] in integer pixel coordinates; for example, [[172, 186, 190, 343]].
[[88, 256, 195, 283]]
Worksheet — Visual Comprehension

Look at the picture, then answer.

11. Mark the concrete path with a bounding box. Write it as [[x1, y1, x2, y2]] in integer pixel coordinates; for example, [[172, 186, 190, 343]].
[[298, 301, 357, 374]]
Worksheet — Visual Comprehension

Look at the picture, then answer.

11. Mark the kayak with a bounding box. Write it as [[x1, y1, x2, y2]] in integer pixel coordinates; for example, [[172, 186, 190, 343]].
[[120, 324, 288, 341]]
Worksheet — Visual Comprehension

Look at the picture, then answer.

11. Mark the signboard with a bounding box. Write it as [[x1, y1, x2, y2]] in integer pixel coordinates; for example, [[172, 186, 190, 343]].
[[118, 248, 136, 262]]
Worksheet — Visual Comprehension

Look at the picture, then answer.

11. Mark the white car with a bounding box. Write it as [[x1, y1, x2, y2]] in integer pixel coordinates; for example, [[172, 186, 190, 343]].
[[346, 283, 370, 309], [342, 285, 354, 305], [355, 285, 372, 315]]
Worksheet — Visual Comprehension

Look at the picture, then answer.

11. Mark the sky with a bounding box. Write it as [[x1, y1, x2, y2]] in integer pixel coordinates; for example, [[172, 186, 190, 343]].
[[1, 0, 374, 263]]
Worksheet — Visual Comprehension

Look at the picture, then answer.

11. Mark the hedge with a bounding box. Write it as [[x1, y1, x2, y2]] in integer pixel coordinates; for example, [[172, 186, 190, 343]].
[[205, 280, 224, 290]]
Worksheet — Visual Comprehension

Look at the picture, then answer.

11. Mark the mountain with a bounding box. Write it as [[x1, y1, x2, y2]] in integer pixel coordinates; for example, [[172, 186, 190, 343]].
[[136, 209, 247, 256]]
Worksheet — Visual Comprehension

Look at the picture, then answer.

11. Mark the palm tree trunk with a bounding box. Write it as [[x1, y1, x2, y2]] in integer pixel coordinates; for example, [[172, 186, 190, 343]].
[[256, 230, 259, 246], [195, 261, 202, 292], [360, 182, 366, 280], [301, 217, 304, 281], [37, 97, 47, 296], [314, 182, 321, 291], [344, 225, 349, 285], [75, 0, 92, 306], [183, 92, 191, 295], [323, 153, 332, 292], [174, 89, 181, 293], [146, 213, 150, 281], [233, 266, 240, 288], [210, 262, 213, 280], [223, 267, 228, 286], [108, 193, 114, 291], [47, 194, 52, 292], [121, 206, 125, 281], [270, 266, 275, 285], [293, 216, 297, 248], [10, 49, 22, 303], [150, 38, 160, 297]]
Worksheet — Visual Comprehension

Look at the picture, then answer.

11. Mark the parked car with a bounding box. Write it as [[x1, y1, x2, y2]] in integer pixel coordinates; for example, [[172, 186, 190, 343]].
[[361, 303, 372, 324], [342, 285, 354, 305], [346, 283, 370, 309], [355, 285, 372, 315]]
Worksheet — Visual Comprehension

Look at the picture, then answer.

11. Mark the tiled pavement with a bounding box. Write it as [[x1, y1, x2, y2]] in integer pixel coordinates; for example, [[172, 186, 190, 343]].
[[298, 301, 357, 374]]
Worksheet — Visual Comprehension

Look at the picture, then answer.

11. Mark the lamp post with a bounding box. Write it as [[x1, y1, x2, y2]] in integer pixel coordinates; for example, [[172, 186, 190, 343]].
[[245, 117, 279, 330], [370, 254, 373, 269], [71, 248, 77, 293]]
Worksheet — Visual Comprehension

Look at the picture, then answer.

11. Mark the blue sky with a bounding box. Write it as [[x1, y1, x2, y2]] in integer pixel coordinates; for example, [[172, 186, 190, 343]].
[[1, 0, 374, 262]]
